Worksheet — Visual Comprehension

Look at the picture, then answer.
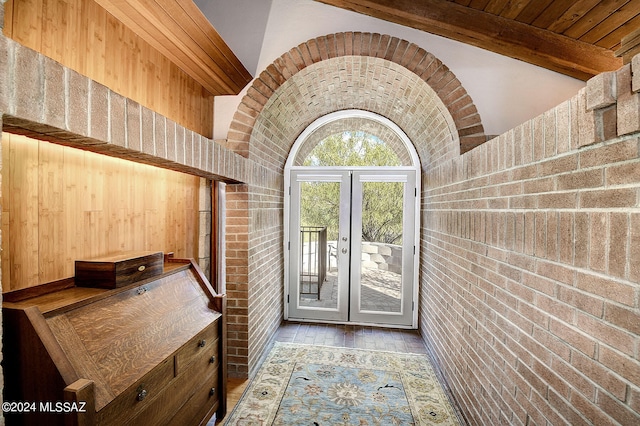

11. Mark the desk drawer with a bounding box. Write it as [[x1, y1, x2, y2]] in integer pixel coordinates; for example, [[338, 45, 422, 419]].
[[167, 368, 220, 426], [174, 322, 219, 376], [128, 353, 219, 425], [98, 356, 174, 424]]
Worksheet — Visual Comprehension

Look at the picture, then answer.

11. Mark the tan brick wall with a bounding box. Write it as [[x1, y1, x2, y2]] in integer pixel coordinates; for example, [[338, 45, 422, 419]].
[[224, 35, 489, 377], [421, 60, 640, 424], [235, 49, 474, 376], [230, 30, 640, 424], [0, 38, 247, 182], [217, 166, 286, 378], [224, 184, 250, 376], [198, 178, 212, 281]]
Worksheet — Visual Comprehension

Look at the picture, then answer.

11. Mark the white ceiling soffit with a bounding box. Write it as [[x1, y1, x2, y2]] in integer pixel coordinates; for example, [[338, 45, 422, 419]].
[[194, 0, 273, 76]]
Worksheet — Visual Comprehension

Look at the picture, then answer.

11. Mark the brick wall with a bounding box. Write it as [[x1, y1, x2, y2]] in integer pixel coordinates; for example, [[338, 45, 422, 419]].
[[246, 170, 284, 373], [234, 31, 640, 424], [236, 50, 469, 376], [421, 58, 640, 425], [198, 178, 212, 282], [224, 184, 250, 376]]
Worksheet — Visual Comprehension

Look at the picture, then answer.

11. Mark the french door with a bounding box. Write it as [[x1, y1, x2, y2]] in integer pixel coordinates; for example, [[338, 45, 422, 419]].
[[286, 168, 417, 327]]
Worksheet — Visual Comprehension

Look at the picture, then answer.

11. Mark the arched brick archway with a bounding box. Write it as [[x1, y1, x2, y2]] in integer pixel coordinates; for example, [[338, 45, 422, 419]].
[[226, 32, 487, 159], [223, 33, 490, 377]]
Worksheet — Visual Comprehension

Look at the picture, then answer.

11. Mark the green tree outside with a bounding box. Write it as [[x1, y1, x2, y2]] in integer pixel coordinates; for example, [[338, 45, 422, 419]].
[[300, 132, 404, 244]]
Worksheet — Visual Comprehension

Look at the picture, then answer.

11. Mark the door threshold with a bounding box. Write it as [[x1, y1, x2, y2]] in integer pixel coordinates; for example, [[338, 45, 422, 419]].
[[285, 317, 417, 330]]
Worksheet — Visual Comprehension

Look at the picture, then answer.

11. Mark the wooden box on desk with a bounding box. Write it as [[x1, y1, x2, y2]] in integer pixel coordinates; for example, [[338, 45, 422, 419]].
[[75, 251, 164, 288], [2, 256, 227, 426]]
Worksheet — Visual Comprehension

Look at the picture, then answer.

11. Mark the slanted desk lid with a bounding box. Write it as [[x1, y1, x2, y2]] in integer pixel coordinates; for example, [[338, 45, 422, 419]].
[[45, 267, 221, 411]]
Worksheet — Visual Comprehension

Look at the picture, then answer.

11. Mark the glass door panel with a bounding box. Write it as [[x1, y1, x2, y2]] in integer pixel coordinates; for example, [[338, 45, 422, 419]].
[[288, 169, 416, 326], [298, 182, 338, 310], [358, 180, 404, 313], [350, 171, 415, 326], [288, 171, 350, 322]]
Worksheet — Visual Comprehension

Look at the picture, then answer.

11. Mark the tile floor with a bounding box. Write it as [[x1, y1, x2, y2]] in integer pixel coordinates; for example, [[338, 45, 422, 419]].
[[217, 321, 431, 424], [272, 321, 428, 353]]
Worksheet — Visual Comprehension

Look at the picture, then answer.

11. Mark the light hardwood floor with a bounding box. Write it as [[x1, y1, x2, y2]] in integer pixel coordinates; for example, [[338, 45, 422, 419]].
[[216, 377, 250, 424]]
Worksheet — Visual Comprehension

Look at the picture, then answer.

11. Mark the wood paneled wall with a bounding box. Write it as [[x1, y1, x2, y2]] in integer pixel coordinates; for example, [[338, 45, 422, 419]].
[[1, 132, 201, 292], [3, 0, 214, 138]]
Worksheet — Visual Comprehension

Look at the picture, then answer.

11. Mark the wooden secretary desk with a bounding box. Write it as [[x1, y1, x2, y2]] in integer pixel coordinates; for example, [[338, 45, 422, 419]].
[[2, 252, 226, 425]]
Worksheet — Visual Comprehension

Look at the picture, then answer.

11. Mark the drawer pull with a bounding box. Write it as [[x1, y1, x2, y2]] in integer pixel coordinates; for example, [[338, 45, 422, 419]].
[[138, 265, 146, 272], [137, 387, 148, 401], [209, 356, 216, 364], [198, 339, 206, 348], [209, 387, 216, 396]]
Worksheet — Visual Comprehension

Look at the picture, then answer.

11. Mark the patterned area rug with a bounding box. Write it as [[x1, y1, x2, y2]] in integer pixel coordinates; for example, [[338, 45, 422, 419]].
[[225, 343, 460, 425]]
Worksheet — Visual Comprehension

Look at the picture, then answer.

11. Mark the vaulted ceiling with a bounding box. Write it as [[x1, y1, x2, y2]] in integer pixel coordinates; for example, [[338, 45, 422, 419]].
[[96, 0, 640, 97], [315, 0, 640, 80]]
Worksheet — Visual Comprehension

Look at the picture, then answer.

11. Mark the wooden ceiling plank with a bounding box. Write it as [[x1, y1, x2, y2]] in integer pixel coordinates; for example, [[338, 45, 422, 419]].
[[162, 0, 252, 88], [484, 0, 510, 15], [315, 0, 622, 80], [593, 14, 640, 51], [96, 0, 250, 96], [616, 26, 640, 56], [468, 0, 491, 10], [451, 0, 472, 7], [616, 25, 640, 62], [99, 0, 238, 95], [98, 0, 222, 86], [128, 0, 247, 92], [499, 0, 534, 20], [563, 0, 631, 39], [153, 0, 250, 90], [621, 44, 640, 62], [546, 0, 601, 34], [513, 0, 553, 24], [178, 0, 252, 85], [531, 0, 574, 29], [580, 1, 640, 46], [622, 26, 640, 44]]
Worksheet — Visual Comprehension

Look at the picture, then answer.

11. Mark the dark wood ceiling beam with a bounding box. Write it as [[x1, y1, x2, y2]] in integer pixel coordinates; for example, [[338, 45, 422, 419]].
[[97, 0, 252, 96], [315, 0, 623, 80]]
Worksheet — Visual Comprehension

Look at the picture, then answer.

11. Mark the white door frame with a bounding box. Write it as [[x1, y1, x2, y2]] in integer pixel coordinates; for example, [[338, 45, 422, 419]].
[[288, 170, 351, 322], [349, 169, 416, 326], [284, 110, 421, 328]]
